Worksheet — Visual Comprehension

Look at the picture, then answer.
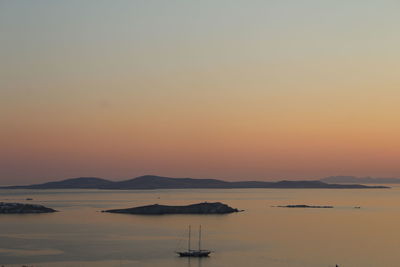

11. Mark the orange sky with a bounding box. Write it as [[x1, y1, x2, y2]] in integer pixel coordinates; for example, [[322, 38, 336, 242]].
[[1, 1, 400, 185]]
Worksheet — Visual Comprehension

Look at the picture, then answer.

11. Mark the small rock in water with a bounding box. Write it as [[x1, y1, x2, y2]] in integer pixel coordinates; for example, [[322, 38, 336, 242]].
[[276, 204, 334, 208]]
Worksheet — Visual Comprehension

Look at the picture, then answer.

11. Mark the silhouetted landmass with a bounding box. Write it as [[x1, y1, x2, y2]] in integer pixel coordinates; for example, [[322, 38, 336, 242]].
[[1, 175, 389, 190], [2, 177, 114, 189], [276, 204, 334, 208], [321, 176, 400, 184], [103, 202, 239, 215], [0, 202, 57, 214]]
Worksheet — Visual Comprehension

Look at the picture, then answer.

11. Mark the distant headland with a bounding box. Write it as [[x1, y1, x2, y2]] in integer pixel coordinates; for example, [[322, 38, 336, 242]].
[[321, 176, 400, 184], [0, 175, 389, 190]]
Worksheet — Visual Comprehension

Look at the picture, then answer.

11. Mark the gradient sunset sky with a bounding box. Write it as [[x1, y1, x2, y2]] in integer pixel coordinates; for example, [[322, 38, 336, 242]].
[[1, 1, 400, 185]]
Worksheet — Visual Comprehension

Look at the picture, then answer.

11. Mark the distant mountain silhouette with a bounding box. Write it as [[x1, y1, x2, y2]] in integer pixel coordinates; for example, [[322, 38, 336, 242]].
[[4, 177, 114, 189], [321, 176, 400, 184], [1, 175, 389, 189]]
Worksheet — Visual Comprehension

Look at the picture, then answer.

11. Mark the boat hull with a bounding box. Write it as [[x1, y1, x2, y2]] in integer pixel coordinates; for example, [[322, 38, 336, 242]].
[[177, 250, 211, 257]]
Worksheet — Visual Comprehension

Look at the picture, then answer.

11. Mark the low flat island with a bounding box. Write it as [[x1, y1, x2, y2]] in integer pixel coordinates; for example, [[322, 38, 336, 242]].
[[0, 202, 57, 214], [276, 204, 334, 208], [103, 202, 240, 215]]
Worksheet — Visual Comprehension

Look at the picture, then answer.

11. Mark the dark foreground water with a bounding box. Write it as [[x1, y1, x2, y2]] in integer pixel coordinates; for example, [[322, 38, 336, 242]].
[[1, 187, 399, 267]]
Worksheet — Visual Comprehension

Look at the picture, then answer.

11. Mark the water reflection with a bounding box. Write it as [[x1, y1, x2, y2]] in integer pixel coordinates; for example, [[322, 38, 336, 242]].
[[0, 187, 398, 267], [185, 257, 205, 267]]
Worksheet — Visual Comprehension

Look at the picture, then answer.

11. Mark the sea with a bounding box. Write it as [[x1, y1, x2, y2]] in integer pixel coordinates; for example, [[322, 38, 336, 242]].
[[1, 186, 399, 267]]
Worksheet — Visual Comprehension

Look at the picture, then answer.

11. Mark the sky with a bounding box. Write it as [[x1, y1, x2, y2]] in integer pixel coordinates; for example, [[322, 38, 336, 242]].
[[1, 0, 400, 185]]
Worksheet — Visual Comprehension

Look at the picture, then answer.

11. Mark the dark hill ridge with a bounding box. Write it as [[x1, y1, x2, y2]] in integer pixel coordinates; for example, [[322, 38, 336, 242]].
[[108, 175, 233, 189], [103, 202, 239, 215], [1, 175, 389, 190], [4, 177, 113, 189]]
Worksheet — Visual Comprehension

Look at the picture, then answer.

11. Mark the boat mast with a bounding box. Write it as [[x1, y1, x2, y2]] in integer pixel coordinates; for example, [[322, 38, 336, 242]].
[[188, 225, 191, 251], [199, 225, 202, 251]]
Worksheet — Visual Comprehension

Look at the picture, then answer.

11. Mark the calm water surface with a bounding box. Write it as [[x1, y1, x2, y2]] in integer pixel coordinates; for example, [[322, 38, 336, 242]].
[[1, 187, 400, 267]]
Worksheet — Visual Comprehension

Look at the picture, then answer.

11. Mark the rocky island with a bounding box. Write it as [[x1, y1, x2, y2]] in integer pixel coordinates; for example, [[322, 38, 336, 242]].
[[103, 202, 240, 215], [0, 202, 57, 214], [276, 204, 334, 208]]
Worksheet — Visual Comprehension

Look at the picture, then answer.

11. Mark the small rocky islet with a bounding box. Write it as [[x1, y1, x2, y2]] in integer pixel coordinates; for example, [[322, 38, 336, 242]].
[[0, 202, 57, 214], [103, 202, 240, 215]]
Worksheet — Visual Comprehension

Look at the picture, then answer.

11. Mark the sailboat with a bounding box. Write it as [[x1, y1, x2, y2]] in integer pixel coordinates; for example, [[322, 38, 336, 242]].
[[176, 225, 211, 257]]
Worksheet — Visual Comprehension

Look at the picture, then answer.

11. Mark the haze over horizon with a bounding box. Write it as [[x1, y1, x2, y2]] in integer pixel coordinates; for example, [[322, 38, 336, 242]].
[[2, 1, 400, 185]]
